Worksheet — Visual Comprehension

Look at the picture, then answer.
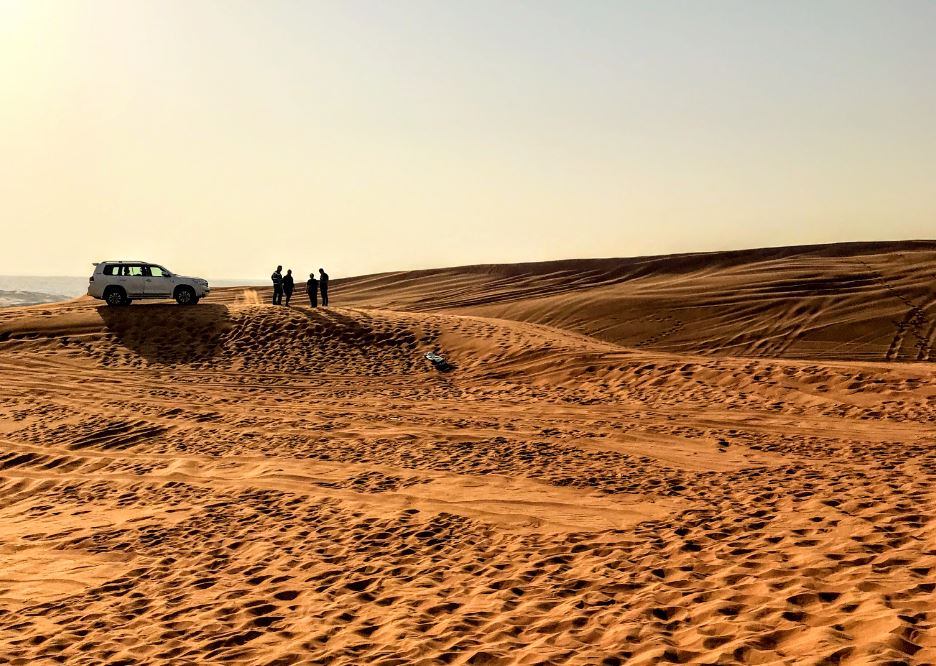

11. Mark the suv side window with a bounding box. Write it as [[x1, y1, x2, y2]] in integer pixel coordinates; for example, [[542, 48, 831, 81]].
[[103, 264, 118, 276], [148, 265, 166, 277], [125, 265, 145, 277]]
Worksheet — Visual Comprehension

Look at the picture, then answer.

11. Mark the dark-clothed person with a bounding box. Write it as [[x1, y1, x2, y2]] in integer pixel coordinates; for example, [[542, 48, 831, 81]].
[[271, 265, 283, 305], [283, 269, 294, 306], [319, 268, 329, 306], [306, 274, 318, 307]]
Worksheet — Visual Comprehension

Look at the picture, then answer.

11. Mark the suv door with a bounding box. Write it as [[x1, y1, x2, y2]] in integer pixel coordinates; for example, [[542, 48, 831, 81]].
[[121, 264, 147, 298], [144, 265, 173, 298]]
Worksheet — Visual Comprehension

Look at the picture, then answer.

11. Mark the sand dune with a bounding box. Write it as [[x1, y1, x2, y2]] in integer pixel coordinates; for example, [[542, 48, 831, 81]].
[[0, 241, 934, 664], [324, 240, 936, 361]]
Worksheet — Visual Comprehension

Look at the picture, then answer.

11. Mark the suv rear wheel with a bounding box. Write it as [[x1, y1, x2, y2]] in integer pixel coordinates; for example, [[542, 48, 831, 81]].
[[104, 287, 127, 306], [175, 286, 196, 305]]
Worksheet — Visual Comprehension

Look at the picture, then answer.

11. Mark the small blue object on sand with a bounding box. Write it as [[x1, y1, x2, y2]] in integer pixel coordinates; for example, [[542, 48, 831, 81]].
[[424, 351, 452, 371]]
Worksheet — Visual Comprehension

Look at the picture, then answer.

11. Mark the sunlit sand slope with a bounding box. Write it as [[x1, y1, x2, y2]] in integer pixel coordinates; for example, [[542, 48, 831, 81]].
[[328, 240, 936, 361], [0, 244, 934, 664]]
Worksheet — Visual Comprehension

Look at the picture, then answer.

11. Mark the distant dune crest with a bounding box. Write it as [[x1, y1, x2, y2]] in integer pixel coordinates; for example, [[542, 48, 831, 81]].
[[327, 240, 936, 362]]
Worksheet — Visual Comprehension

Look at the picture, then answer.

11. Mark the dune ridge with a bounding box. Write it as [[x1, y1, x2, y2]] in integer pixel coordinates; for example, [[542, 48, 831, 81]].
[[0, 241, 934, 664], [325, 240, 936, 361]]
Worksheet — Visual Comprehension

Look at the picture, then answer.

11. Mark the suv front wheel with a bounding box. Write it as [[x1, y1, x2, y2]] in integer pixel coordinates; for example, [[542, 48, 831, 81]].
[[104, 287, 128, 307], [175, 286, 197, 305]]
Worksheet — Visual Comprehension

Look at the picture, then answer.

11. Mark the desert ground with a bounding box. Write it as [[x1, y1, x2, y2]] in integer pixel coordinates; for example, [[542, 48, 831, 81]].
[[0, 241, 934, 665]]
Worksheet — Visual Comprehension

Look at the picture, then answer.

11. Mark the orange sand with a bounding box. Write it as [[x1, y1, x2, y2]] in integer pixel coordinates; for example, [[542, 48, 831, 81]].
[[0, 241, 934, 664]]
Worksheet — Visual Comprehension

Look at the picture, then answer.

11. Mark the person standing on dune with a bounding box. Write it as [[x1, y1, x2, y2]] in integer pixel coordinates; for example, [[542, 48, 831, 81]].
[[283, 269, 294, 306], [319, 268, 329, 306], [306, 273, 318, 308], [271, 265, 284, 305]]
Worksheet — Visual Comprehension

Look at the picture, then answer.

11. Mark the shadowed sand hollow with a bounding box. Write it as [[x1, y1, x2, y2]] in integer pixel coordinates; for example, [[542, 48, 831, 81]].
[[0, 241, 934, 664]]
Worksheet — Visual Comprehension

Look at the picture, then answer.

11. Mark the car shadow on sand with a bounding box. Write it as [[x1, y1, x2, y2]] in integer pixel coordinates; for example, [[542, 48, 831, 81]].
[[96, 303, 234, 365]]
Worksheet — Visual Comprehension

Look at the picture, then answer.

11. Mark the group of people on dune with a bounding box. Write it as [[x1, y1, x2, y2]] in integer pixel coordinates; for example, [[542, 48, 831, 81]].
[[271, 266, 329, 307]]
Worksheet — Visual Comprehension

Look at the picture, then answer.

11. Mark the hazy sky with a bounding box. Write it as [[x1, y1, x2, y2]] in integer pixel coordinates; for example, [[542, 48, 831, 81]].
[[2, 1, 934, 279]]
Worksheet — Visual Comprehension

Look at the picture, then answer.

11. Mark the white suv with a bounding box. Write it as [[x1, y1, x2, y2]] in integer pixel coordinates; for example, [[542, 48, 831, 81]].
[[88, 261, 210, 306]]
